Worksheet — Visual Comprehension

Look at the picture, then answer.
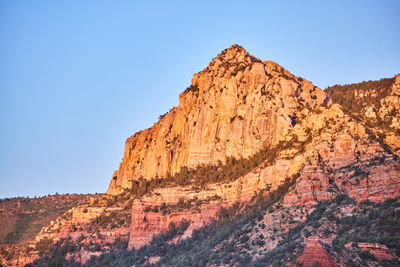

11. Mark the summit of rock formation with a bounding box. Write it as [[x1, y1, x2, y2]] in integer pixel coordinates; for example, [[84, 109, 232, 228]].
[[107, 44, 330, 195], [209, 44, 260, 65]]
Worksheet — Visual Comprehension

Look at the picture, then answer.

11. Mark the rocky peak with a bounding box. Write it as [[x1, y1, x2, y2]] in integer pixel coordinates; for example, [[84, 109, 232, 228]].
[[208, 44, 259, 67], [107, 45, 331, 194]]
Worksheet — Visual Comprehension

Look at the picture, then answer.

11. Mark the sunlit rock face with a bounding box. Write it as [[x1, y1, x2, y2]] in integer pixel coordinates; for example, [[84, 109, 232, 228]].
[[107, 44, 330, 194], [104, 45, 400, 252]]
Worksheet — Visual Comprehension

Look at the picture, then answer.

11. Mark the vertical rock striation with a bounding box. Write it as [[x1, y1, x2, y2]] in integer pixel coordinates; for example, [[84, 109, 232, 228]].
[[107, 44, 329, 194]]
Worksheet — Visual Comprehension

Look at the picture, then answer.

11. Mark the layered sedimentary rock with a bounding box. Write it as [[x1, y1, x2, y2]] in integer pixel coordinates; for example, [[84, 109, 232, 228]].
[[0, 195, 131, 267], [379, 74, 400, 156], [283, 136, 400, 207], [297, 237, 338, 267], [358, 243, 393, 261], [35, 195, 132, 247], [129, 200, 220, 249], [0, 194, 91, 244]]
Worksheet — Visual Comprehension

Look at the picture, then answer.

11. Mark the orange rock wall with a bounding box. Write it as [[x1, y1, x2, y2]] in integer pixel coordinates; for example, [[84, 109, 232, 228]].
[[107, 45, 329, 194]]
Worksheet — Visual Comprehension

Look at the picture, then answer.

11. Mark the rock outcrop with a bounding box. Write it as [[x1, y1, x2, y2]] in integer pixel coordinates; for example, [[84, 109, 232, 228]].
[[378, 74, 400, 127], [127, 148, 305, 249], [107, 44, 330, 195], [283, 137, 400, 207], [128, 199, 220, 249], [326, 73, 400, 157], [297, 237, 338, 267], [108, 45, 400, 251], [358, 242, 393, 261], [108, 45, 400, 252]]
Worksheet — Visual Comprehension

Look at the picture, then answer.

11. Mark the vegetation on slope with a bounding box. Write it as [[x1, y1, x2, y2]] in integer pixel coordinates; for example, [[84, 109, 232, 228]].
[[330, 197, 400, 266], [325, 76, 400, 153], [0, 136, 311, 267], [24, 190, 400, 267], [89, 195, 400, 267], [0, 194, 93, 244], [325, 77, 394, 113], [25, 175, 300, 267], [128, 137, 311, 198]]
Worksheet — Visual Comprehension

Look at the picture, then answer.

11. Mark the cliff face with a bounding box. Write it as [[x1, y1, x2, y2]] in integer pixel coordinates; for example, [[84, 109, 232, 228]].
[[111, 47, 399, 258], [127, 109, 400, 250], [127, 148, 305, 249], [107, 44, 329, 194], [378, 74, 400, 126], [106, 46, 400, 252]]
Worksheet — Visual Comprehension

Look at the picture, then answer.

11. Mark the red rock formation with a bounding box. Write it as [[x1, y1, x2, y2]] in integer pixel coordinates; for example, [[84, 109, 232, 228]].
[[118, 46, 400, 250], [283, 132, 400, 207], [297, 237, 338, 267], [358, 243, 393, 261], [128, 199, 220, 249]]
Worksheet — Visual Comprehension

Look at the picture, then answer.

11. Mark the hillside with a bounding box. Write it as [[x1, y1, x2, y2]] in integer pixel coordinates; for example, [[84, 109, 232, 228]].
[[0, 194, 97, 266], [325, 77, 394, 114], [325, 74, 400, 158], [1, 45, 399, 267], [0, 194, 94, 245]]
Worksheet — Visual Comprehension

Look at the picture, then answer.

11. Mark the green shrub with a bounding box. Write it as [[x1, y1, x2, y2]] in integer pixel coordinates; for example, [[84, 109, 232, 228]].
[[359, 250, 376, 261]]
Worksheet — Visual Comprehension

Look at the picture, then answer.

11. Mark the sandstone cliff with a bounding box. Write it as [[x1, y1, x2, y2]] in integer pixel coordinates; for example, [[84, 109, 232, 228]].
[[107, 45, 400, 255], [107, 44, 330, 194]]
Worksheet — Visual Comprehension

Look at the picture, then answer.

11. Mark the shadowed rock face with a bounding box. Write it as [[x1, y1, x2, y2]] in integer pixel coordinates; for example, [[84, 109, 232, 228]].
[[107, 44, 330, 194]]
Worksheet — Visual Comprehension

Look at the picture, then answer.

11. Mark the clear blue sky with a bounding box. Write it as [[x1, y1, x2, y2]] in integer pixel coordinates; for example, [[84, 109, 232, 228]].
[[1, 1, 399, 198]]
